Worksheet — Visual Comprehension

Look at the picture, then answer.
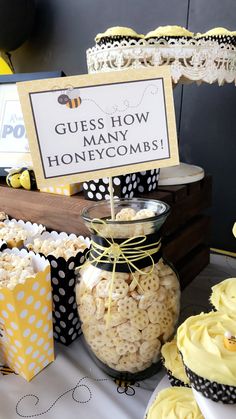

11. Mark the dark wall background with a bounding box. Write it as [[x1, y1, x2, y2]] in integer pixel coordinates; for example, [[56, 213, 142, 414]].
[[10, 0, 236, 251]]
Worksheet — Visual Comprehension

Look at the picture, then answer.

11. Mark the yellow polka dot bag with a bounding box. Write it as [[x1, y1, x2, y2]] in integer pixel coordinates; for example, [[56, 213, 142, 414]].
[[0, 248, 54, 381]]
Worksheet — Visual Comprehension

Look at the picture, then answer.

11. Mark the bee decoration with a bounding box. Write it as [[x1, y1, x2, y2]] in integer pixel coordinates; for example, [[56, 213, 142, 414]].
[[224, 331, 236, 351], [6, 167, 24, 188], [114, 378, 140, 396], [0, 365, 16, 376], [20, 168, 37, 190], [6, 167, 37, 190], [58, 87, 82, 109]]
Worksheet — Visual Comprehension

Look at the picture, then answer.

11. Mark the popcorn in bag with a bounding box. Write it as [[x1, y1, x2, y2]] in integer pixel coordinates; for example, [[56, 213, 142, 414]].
[[26, 231, 90, 346], [0, 219, 45, 249], [0, 249, 54, 381]]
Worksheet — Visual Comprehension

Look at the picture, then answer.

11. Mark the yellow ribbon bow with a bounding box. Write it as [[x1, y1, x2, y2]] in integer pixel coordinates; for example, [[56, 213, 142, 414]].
[[79, 218, 162, 326]]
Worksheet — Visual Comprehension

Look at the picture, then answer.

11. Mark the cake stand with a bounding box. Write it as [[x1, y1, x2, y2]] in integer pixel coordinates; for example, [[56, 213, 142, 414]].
[[87, 38, 236, 185]]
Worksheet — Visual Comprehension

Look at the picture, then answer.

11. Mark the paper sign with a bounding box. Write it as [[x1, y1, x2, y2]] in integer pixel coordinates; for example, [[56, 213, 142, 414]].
[[0, 83, 31, 169], [17, 67, 179, 188]]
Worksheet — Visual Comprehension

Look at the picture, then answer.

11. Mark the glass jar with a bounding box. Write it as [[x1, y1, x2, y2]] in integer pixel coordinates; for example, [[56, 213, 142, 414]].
[[76, 198, 180, 381]]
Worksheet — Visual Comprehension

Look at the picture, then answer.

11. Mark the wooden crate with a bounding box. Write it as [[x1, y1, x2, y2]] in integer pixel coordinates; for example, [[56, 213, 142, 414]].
[[0, 176, 212, 288], [137, 176, 212, 288]]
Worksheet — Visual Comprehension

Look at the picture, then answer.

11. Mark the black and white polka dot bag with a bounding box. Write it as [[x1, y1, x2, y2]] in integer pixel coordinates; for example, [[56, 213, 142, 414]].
[[26, 231, 90, 346], [0, 240, 7, 252], [137, 169, 160, 193], [83, 174, 138, 201]]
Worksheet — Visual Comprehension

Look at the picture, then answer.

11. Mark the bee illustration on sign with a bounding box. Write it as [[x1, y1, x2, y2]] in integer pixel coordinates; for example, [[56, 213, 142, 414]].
[[56, 83, 159, 115], [58, 87, 82, 109]]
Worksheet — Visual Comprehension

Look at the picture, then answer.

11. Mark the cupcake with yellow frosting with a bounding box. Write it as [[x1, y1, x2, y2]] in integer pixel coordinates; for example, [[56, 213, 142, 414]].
[[210, 277, 236, 316], [95, 26, 144, 46], [232, 222, 236, 238], [145, 25, 193, 44], [146, 387, 203, 419], [161, 338, 190, 388], [177, 311, 236, 404], [195, 27, 236, 46]]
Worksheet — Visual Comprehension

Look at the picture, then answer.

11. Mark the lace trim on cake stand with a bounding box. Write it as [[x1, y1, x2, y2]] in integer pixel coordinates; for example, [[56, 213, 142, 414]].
[[86, 38, 236, 85]]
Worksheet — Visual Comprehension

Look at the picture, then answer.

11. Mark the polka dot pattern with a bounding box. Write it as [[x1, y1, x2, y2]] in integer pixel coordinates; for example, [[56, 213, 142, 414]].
[[0, 261, 54, 381], [167, 369, 190, 388], [47, 247, 89, 345], [83, 174, 138, 201], [0, 241, 7, 252], [137, 169, 160, 193], [185, 365, 236, 404]]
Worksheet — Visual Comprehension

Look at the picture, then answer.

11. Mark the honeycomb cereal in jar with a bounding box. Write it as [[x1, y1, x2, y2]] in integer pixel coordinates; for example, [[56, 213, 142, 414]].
[[76, 204, 180, 376]]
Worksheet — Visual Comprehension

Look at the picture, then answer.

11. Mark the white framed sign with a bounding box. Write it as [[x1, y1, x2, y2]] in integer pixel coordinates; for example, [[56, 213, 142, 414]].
[[0, 72, 64, 174], [0, 83, 31, 171], [17, 67, 179, 188]]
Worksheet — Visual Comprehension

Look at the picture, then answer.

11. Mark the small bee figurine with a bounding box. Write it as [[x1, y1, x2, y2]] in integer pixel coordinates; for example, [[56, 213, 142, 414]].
[[6, 167, 23, 188], [20, 168, 37, 190], [6, 167, 37, 190], [58, 87, 82, 109], [224, 331, 236, 351]]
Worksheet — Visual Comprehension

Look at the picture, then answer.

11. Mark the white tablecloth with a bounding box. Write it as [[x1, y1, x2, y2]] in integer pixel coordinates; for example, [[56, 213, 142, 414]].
[[1, 254, 236, 419]]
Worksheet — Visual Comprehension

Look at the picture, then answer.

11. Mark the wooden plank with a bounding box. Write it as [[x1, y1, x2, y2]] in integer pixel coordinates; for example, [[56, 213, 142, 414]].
[[176, 245, 210, 290], [136, 176, 212, 235], [136, 189, 173, 204], [163, 215, 211, 264], [0, 186, 90, 237], [0, 183, 173, 236], [158, 184, 188, 202], [0, 177, 212, 237], [162, 176, 212, 235], [187, 180, 202, 194]]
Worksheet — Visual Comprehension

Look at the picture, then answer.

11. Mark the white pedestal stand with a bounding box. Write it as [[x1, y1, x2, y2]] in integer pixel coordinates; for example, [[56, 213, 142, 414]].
[[158, 162, 205, 185], [87, 38, 236, 185]]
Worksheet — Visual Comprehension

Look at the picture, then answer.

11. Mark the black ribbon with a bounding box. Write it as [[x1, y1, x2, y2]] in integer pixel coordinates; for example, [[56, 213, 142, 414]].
[[89, 232, 162, 273]]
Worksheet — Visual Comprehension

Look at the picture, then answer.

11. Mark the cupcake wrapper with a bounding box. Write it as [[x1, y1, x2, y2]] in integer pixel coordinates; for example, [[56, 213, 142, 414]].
[[137, 169, 160, 194], [185, 364, 236, 404], [196, 35, 236, 46], [166, 369, 190, 388], [26, 231, 90, 346], [97, 35, 142, 46], [145, 35, 193, 44]]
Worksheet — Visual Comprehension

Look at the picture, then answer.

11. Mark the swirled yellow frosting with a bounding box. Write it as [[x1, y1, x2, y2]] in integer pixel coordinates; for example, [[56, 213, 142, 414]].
[[211, 278, 236, 315], [177, 311, 236, 386], [233, 222, 236, 238], [196, 27, 234, 37], [161, 338, 189, 385], [95, 27, 144, 42], [146, 387, 203, 419], [145, 26, 193, 38]]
